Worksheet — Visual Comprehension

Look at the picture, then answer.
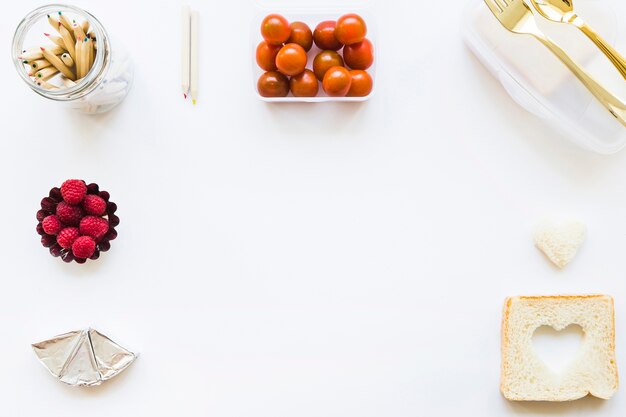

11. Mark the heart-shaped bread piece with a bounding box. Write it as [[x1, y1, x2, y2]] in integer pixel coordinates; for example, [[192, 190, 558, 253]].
[[534, 221, 586, 268]]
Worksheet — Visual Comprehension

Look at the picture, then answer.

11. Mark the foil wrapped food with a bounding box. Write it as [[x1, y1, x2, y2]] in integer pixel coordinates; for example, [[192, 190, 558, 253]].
[[32, 328, 136, 387]]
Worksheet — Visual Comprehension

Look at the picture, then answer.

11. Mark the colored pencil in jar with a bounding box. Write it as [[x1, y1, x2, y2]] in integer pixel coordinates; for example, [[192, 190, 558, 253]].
[[60, 52, 74, 67], [43, 32, 66, 49], [58, 22, 76, 60], [57, 11, 73, 32], [40, 46, 75, 80], [32, 66, 59, 81]]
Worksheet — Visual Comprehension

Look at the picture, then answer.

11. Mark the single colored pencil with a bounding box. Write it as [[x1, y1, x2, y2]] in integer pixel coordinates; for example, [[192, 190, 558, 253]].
[[30, 59, 51, 70], [58, 11, 73, 32], [75, 36, 83, 78], [59, 23, 76, 61], [87, 37, 94, 70], [19, 45, 64, 61], [32, 66, 59, 81], [35, 79, 57, 89], [61, 53, 74, 67], [79, 37, 90, 79], [44, 33, 66, 49], [190, 10, 199, 105], [181, 5, 190, 99], [47, 14, 61, 33], [41, 46, 75, 80], [72, 22, 86, 40]]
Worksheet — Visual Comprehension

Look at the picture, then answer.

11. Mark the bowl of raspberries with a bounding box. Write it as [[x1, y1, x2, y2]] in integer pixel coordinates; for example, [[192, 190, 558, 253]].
[[36, 179, 119, 264]]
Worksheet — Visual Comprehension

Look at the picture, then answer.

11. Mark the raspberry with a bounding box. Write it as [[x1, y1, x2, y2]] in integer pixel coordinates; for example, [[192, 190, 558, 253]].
[[56, 202, 84, 226], [42, 215, 62, 235], [83, 194, 107, 216], [57, 227, 80, 249], [72, 236, 96, 259], [79, 216, 109, 241], [60, 179, 87, 205]]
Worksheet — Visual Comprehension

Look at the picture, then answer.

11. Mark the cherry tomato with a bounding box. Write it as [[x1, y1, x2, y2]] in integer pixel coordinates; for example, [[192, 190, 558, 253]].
[[257, 71, 289, 97], [287, 21, 313, 52], [334, 13, 367, 45], [347, 70, 373, 97], [313, 21, 343, 51], [275, 43, 307, 76], [313, 50, 344, 81], [256, 41, 281, 71], [322, 66, 351, 97], [261, 14, 291, 45], [290, 69, 319, 97], [343, 38, 374, 70]]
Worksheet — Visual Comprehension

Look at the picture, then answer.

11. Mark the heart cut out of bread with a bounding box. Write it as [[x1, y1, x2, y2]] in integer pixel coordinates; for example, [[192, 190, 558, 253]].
[[501, 295, 618, 402], [532, 324, 584, 374], [534, 221, 586, 269]]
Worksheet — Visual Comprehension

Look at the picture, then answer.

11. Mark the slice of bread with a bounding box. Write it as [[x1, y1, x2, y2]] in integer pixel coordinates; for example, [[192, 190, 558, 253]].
[[533, 221, 586, 269], [501, 295, 618, 401]]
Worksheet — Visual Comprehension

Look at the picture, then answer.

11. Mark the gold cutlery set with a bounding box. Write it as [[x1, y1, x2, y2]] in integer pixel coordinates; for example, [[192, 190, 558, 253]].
[[484, 0, 626, 127]]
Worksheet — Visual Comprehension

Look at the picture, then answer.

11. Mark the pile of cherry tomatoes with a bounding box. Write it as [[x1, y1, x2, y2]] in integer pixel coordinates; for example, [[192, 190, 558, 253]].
[[256, 13, 374, 98]]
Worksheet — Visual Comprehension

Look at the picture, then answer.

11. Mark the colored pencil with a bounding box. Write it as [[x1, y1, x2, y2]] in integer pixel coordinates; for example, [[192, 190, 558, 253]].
[[44, 33, 66, 49], [47, 14, 61, 33], [32, 66, 59, 81], [40, 46, 75, 80], [59, 23, 76, 61], [181, 5, 190, 99], [190, 10, 199, 105], [80, 37, 90, 79], [58, 11, 73, 32], [30, 59, 51, 70], [72, 22, 86, 40], [61, 52, 74, 67]]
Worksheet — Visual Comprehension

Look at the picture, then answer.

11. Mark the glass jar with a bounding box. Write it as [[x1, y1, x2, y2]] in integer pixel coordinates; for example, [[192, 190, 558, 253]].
[[12, 4, 134, 114]]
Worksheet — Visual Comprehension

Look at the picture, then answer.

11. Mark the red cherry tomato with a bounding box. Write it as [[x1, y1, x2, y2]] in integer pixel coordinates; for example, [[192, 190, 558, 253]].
[[287, 21, 313, 52], [313, 50, 344, 81], [290, 69, 319, 97], [335, 13, 367, 45], [275, 43, 307, 76], [347, 70, 373, 97], [313, 20, 343, 51], [322, 66, 352, 97], [261, 14, 291, 45], [256, 41, 281, 71], [343, 38, 374, 70], [257, 71, 289, 97]]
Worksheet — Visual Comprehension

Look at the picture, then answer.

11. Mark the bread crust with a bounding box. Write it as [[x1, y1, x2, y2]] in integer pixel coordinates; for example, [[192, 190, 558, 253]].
[[500, 294, 618, 402]]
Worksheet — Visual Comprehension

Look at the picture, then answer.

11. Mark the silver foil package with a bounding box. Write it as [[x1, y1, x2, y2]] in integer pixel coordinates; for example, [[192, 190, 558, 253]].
[[32, 328, 136, 387]]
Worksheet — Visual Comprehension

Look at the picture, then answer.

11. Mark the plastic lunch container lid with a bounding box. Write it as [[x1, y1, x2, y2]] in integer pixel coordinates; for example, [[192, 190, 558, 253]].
[[462, 0, 626, 154]]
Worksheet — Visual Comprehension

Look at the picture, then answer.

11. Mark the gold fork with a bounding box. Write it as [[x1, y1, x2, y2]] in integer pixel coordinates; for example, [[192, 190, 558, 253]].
[[484, 0, 626, 127], [528, 0, 626, 80]]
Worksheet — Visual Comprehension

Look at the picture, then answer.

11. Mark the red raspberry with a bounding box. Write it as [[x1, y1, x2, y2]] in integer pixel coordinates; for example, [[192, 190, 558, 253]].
[[79, 216, 109, 241], [60, 179, 87, 205], [56, 202, 84, 226], [83, 194, 107, 216], [57, 227, 80, 249], [41, 215, 62, 235], [72, 236, 96, 259]]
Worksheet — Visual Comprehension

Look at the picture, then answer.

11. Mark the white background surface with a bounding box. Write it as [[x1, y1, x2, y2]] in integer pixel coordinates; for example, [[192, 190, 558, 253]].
[[1, 0, 626, 415]]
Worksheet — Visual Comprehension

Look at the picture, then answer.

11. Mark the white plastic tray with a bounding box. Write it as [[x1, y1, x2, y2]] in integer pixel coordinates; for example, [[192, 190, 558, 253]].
[[251, 5, 376, 102]]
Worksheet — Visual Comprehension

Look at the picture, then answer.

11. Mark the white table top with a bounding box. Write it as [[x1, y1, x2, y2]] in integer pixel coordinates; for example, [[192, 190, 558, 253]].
[[2, 0, 626, 415]]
